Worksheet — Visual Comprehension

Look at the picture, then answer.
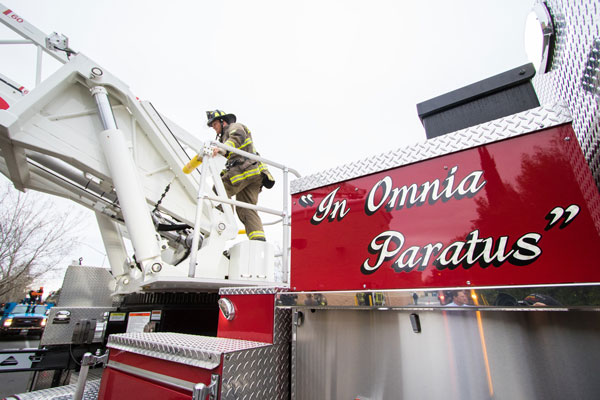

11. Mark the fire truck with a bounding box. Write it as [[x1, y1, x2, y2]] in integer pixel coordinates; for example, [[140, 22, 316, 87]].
[[1, 1, 599, 399]]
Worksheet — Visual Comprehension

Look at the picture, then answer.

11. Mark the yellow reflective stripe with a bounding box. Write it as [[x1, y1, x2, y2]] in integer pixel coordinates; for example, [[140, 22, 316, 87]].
[[248, 230, 265, 239], [239, 138, 253, 150], [230, 164, 267, 183], [224, 138, 252, 151], [230, 168, 261, 183]]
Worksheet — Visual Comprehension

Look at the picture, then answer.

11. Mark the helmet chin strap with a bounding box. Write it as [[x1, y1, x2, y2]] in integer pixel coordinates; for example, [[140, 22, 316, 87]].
[[215, 120, 224, 140]]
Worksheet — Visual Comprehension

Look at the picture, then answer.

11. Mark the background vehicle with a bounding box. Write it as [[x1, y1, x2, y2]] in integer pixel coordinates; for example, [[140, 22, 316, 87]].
[[0, 302, 49, 338]]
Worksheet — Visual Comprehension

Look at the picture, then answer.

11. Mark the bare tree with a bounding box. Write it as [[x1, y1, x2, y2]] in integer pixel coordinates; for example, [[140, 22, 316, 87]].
[[0, 182, 81, 302]]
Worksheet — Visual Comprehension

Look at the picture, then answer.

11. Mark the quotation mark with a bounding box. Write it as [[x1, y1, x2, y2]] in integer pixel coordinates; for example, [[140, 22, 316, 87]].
[[544, 205, 580, 231], [299, 194, 315, 208]]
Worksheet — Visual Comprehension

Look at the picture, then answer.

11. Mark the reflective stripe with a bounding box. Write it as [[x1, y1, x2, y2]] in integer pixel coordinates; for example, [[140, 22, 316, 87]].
[[239, 138, 253, 150], [248, 230, 265, 239], [230, 164, 267, 184], [224, 138, 252, 151]]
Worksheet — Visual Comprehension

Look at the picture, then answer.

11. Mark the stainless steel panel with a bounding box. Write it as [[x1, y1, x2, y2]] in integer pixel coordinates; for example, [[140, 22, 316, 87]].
[[221, 343, 290, 400], [294, 309, 600, 400], [290, 104, 571, 194], [41, 306, 114, 346], [58, 265, 115, 307]]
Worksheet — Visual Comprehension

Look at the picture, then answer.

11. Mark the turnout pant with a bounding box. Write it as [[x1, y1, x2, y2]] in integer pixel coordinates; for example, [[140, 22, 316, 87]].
[[222, 173, 265, 240]]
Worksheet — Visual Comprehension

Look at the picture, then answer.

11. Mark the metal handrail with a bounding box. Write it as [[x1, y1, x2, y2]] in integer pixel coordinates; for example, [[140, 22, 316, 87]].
[[210, 140, 301, 178], [188, 141, 299, 283]]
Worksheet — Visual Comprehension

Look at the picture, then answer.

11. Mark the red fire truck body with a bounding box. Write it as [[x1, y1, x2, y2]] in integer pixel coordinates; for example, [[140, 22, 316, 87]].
[[1, 1, 600, 400]]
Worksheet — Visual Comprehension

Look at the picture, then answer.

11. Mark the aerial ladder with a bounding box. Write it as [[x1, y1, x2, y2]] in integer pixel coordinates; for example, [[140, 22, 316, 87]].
[[0, 4, 298, 296]]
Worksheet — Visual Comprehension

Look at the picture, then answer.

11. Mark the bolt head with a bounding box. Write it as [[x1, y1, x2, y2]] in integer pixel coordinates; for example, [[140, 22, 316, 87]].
[[151, 263, 162, 273]]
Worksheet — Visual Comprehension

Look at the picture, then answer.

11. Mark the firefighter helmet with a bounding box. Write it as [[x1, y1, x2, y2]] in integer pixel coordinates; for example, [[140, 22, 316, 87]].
[[206, 110, 236, 127]]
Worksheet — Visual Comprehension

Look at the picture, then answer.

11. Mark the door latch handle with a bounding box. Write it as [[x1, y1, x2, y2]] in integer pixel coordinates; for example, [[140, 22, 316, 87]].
[[192, 374, 219, 400]]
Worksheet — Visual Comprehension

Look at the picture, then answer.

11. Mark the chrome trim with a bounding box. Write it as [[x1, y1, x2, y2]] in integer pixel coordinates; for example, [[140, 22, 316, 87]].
[[276, 284, 600, 310], [291, 310, 299, 400], [291, 103, 572, 194], [218, 298, 236, 321], [192, 374, 219, 400], [525, 1, 555, 73], [107, 360, 197, 392]]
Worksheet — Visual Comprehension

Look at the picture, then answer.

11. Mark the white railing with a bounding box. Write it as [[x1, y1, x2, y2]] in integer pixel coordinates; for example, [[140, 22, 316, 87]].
[[187, 140, 300, 283]]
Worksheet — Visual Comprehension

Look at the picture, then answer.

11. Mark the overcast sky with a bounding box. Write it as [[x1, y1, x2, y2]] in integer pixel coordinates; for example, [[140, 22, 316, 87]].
[[1, 0, 535, 291]]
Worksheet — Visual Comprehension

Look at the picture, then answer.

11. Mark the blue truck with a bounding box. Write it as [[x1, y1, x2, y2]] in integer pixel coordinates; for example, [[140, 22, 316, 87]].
[[0, 302, 50, 337]]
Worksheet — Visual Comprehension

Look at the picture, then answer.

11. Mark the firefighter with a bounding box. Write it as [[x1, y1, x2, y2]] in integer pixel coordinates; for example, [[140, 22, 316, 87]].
[[206, 110, 274, 241], [30, 287, 44, 304]]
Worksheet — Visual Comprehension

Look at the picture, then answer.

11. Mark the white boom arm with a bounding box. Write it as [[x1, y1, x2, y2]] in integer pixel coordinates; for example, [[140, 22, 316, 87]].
[[0, 50, 253, 293], [0, 4, 287, 293]]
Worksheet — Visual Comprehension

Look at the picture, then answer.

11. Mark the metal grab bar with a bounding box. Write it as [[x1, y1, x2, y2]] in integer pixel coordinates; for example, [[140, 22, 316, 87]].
[[73, 351, 109, 400], [202, 193, 283, 216], [188, 141, 299, 283], [209, 140, 301, 178], [192, 374, 219, 399]]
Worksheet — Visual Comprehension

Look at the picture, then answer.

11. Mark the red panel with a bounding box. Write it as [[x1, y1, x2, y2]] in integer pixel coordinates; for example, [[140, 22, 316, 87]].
[[99, 349, 221, 399], [98, 368, 191, 400], [0, 96, 9, 110], [291, 124, 600, 291], [217, 294, 274, 343]]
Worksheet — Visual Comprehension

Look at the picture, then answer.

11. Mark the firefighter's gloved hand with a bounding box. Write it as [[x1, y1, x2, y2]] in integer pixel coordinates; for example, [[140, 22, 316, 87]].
[[211, 147, 224, 157]]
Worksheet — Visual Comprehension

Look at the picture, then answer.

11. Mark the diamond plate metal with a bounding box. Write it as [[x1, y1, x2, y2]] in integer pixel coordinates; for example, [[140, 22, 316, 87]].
[[532, 0, 600, 228], [41, 306, 114, 346], [291, 103, 572, 194], [32, 369, 64, 391], [107, 332, 270, 369], [273, 308, 292, 345], [9, 378, 100, 400], [221, 343, 290, 400], [58, 265, 116, 307], [219, 286, 288, 296]]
